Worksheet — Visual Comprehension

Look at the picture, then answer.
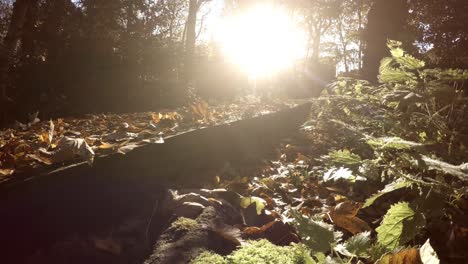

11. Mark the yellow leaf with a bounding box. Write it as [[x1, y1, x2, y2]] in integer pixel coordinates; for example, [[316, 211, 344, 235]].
[[98, 142, 115, 150], [38, 131, 49, 144]]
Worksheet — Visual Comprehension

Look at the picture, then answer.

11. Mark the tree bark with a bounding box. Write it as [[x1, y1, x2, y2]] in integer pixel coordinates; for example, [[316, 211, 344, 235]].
[[362, 0, 409, 83], [183, 0, 199, 84]]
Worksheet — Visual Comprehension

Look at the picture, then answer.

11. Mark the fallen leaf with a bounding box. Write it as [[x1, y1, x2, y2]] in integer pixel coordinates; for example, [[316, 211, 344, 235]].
[[40, 137, 95, 165], [333, 201, 361, 217], [27, 153, 53, 165], [98, 142, 115, 150], [419, 239, 440, 264], [323, 167, 366, 182], [0, 169, 14, 177], [48, 120, 54, 145], [240, 196, 266, 215], [0, 153, 16, 168], [330, 201, 371, 235], [117, 143, 141, 154], [103, 131, 138, 142], [191, 101, 212, 123], [242, 220, 299, 246], [142, 136, 164, 144], [376, 248, 422, 264]]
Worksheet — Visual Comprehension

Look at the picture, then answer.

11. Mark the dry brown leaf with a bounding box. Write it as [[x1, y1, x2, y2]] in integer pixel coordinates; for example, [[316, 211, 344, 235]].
[[40, 137, 95, 165], [14, 143, 32, 154], [0, 169, 14, 177], [191, 101, 212, 122], [330, 201, 371, 235], [28, 153, 53, 165], [333, 201, 361, 217], [48, 120, 55, 145], [0, 153, 16, 168], [376, 248, 422, 264], [98, 142, 115, 150], [38, 131, 49, 144], [242, 221, 299, 246]]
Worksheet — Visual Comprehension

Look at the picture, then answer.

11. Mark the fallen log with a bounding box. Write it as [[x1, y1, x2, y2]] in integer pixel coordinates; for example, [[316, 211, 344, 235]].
[[0, 103, 311, 264]]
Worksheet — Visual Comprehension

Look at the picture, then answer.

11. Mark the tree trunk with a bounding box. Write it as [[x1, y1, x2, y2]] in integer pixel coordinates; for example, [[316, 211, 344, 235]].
[[184, 0, 198, 84], [362, 0, 409, 83]]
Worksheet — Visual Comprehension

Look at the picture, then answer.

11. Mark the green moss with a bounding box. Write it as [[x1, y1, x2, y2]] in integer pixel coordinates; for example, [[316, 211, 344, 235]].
[[191, 240, 312, 264], [170, 217, 198, 232], [192, 250, 227, 264]]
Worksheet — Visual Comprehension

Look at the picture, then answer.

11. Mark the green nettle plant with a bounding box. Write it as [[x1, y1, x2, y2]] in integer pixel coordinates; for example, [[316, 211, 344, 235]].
[[292, 41, 467, 263]]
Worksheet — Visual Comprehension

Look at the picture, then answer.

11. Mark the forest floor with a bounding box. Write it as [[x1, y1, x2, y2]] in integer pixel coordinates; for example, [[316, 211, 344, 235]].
[[1, 94, 467, 264], [0, 98, 295, 185]]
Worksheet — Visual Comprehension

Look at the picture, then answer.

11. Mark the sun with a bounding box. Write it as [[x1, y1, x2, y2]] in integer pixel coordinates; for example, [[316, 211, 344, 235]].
[[215, 5, 307, 77]]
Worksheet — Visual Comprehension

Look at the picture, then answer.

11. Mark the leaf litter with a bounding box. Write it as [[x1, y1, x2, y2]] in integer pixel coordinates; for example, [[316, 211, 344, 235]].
[[0, 101, 292, 184]]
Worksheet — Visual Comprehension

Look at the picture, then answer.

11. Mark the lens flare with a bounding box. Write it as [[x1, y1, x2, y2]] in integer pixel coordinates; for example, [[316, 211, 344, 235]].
[[215, 5, 307, 77]]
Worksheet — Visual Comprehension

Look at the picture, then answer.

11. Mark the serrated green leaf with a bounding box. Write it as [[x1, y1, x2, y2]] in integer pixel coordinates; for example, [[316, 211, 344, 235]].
[[376, 202, 426, 250], [396, 55, 425, 70], [325, 149, 362, 166], [367, 137, 422, 150], [379, 68, 415, 83], [391, 48, 405, 58], [363, 180, 412, 208], [368, 243, 391, 262], [335, 231, 372, 258], [291, 211, 335, 253]]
